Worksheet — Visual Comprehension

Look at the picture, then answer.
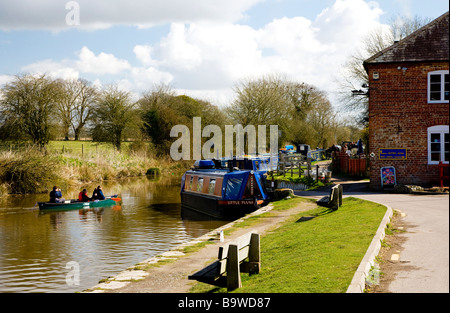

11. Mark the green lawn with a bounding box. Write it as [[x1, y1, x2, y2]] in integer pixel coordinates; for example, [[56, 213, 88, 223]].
[[193, 197, 387, 293]]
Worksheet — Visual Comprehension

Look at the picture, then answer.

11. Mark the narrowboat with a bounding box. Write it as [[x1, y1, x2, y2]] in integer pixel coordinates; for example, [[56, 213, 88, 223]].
[[38, 197, 119, 210], [180, 159, 271, 220], [217, 154, 277, 173]]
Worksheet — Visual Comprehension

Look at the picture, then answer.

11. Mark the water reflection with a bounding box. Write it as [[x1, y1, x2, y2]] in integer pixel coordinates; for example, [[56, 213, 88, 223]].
[[0, 176, 227, 293]]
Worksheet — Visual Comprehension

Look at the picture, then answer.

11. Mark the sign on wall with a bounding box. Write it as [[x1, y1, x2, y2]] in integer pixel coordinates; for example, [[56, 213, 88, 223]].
[[379, 148, 407, 160], [381, 166, 396, 187]]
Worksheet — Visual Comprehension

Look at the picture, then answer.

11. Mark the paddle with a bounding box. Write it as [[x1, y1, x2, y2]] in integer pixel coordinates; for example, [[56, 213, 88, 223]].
[[107, 195, 122, 202]]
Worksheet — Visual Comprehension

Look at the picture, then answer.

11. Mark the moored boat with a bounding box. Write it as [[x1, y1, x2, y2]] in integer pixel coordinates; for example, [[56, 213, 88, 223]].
[[38, 197, 119, 210], [180, 159, 271, 220]]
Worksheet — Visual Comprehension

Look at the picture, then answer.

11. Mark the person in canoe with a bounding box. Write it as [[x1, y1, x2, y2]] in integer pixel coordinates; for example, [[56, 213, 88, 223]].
[[78, 188, 91, 202], [50, 186, 65, 203], [92, 186, 105, 200]]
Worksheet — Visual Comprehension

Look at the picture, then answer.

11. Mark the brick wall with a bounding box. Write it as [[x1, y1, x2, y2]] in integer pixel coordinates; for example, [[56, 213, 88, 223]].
[[367, 61, 449, 190]]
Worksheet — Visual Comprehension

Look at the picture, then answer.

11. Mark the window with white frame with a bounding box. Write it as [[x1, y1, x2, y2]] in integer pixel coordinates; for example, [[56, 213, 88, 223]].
[[428, 70, 449, 103], [428, 125, 449, 164]]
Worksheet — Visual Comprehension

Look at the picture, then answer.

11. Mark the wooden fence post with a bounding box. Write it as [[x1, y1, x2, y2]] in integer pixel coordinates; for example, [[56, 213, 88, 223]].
[[226, 244, 242, 291], [248, 233, 261, 274]]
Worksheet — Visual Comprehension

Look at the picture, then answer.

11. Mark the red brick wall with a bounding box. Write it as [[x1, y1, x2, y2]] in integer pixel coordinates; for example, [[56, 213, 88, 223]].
[[367, 61, 449, 189]]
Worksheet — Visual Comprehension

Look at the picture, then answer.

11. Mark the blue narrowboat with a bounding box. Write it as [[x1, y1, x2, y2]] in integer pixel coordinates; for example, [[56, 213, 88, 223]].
[[180, 159, 271, 219]]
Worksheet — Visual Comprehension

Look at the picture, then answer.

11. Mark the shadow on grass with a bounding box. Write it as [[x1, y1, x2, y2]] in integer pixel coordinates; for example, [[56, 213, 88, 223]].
[[295, 207, 336, 223]]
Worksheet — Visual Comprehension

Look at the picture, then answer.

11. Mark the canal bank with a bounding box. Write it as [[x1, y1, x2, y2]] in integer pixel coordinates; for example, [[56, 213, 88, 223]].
[[83, 201, 303, 293], [83, 194, 390, 293]]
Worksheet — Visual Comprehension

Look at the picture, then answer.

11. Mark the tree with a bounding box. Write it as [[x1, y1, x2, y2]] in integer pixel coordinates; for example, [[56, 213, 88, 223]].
[[284, 83, 337, 148], [229, 74, 292, 127], [228, 74, 337, 149], [338, 15, 432, 125], [57, 78, 98, 140], [306, 98, 335, 148], [91, 85, 137, 151], [139, 85, 185, 154], [0, 74, 62, 147], [139, 85, 229, 155]]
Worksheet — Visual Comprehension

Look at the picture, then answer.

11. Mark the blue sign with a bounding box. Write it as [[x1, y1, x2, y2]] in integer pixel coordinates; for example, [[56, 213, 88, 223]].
[[379, 148, 407, 160]]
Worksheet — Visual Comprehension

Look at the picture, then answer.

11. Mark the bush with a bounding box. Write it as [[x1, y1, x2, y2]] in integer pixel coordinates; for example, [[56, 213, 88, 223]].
[[146, 167, 161, 178], [0, 150, 60, 194]]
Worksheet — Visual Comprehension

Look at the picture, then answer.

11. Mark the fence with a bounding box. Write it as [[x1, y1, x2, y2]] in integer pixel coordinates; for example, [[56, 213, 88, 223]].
[[0, 141, 122, 158], [332, 151, 368, 177], [270, 153, 332, 182], [275, 153, 309, 177], [0, 142, 30, 152]]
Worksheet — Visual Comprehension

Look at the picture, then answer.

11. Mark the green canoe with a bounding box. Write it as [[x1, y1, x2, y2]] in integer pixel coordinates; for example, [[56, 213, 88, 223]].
[[38, 198, 118, 210]]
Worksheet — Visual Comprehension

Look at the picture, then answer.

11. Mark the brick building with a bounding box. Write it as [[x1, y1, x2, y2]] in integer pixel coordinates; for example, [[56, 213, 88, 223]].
[[364, 12, 449, 190]]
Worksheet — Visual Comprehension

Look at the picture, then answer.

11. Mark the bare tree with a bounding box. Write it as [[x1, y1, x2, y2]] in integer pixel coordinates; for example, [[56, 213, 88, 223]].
[[228, 74, 337, 148], [57, 78, 98, 140], [338, 15, 432, 124], [229, 74, 293, 128]]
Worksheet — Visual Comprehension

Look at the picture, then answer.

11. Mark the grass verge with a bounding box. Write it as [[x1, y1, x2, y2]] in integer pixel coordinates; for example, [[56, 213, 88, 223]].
[[191, 197, 387, 293]]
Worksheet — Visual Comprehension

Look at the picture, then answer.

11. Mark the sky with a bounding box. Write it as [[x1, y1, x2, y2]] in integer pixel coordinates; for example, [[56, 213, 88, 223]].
[[0, 0, 449, 108]]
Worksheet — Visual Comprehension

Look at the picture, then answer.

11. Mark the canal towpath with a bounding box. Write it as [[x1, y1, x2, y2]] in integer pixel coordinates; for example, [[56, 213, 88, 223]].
[[83, 200, 318, 293]]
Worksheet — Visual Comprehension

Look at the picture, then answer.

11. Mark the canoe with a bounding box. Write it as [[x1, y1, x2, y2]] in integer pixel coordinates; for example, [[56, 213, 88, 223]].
[[38, 198, 118, 210]]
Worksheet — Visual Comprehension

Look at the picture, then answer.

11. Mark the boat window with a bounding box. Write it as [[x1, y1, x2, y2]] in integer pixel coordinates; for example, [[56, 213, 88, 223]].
[[224, 177, 243, 199], [208, 179, 216, 194], [191, 176, 198, 191], [202, 177, 210, 193], [196, 177, 203, 192], [189, 176, 194, 190], [262, 160, 268, 171], [214, 178, 223, 196], [185, 175, 192, 190]]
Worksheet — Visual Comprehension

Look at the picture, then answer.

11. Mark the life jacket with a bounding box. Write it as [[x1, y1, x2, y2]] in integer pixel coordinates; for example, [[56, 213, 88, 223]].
[[78, 192, 83, 201]]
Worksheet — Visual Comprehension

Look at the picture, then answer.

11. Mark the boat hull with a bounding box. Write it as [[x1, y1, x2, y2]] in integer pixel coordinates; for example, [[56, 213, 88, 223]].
[[38, 199, 117, 210], [181, 192, 260, 220]]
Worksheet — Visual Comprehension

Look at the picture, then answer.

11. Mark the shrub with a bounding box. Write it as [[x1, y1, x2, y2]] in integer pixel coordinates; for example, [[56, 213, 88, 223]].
[[0, 150, 60, 194], [146, 167, 161, 178]]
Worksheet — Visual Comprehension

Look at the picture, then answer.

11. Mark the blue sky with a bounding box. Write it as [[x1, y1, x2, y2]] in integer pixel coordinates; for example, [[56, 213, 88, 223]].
[[0, 0, 448, 107]]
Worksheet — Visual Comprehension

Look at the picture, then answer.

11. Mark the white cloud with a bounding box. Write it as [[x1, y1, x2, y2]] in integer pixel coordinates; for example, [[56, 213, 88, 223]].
[[0, 75, 16, 87], [137, 0, 385, 103], [156, 23, 203, 71], [76, 46, 131, 75], [148, 21, 267, 89], [21, 59, 80, 80], [133, 45, 156, 67], [0, 0, 263, 31], [14, 0, 387, 108], [129, 67, 174, 90]]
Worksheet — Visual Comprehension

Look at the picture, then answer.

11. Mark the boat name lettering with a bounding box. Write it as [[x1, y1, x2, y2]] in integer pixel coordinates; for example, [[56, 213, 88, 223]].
[[219, 200, 254, 205]]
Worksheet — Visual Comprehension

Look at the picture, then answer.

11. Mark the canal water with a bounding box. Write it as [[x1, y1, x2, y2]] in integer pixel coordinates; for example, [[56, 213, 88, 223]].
[[0, 175, 227, 293]]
